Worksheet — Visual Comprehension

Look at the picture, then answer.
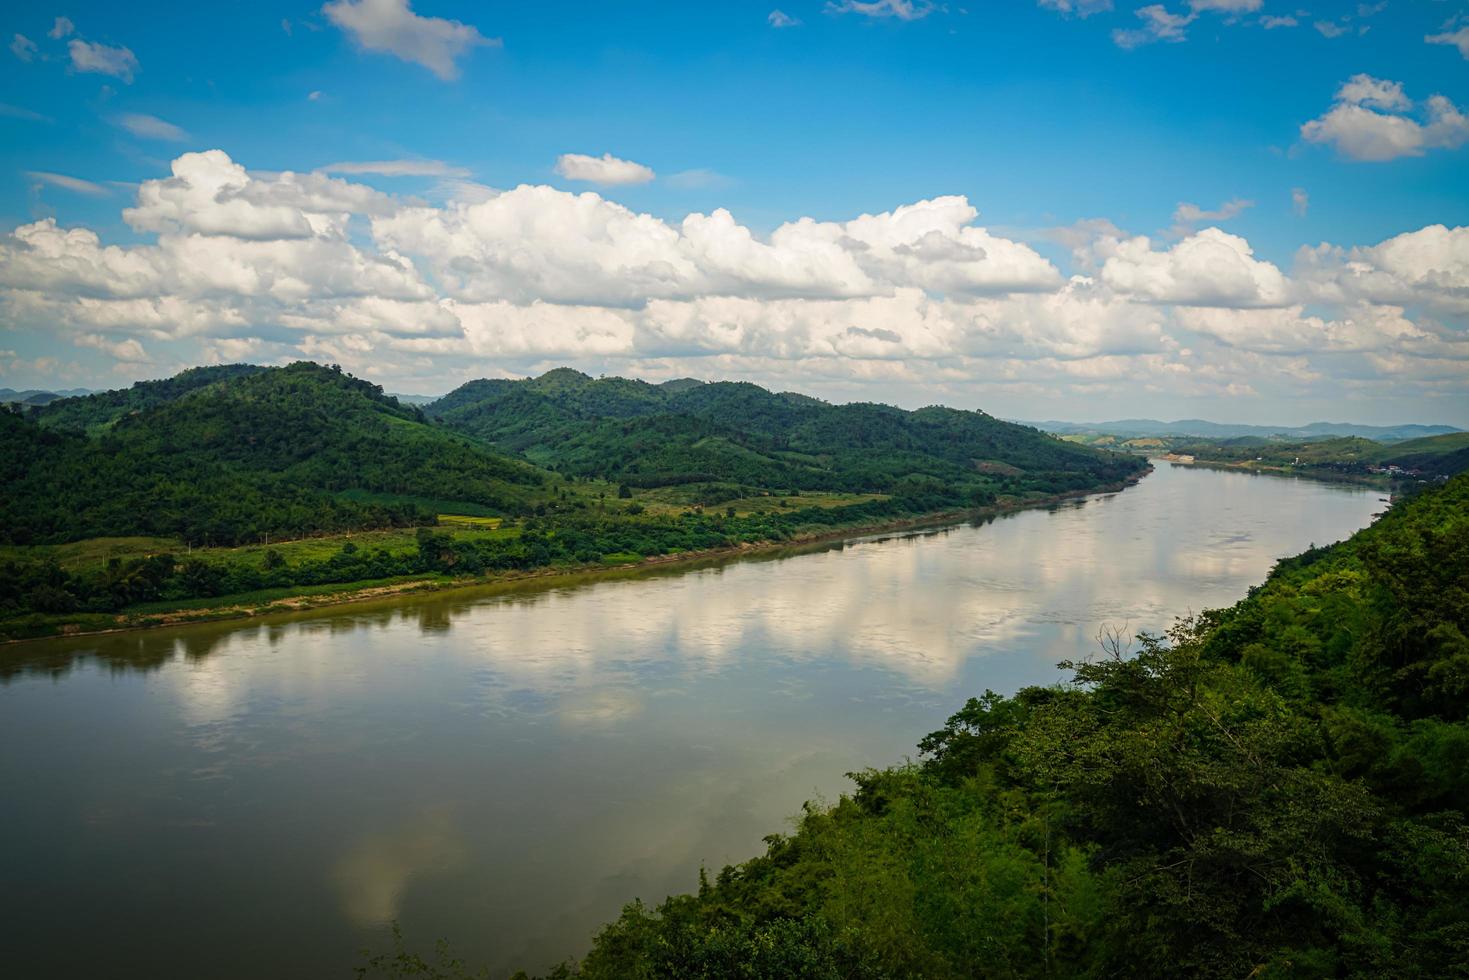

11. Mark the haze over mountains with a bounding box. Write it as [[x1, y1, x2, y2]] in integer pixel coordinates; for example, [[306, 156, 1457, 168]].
[[1023, 419, 1462, 442]]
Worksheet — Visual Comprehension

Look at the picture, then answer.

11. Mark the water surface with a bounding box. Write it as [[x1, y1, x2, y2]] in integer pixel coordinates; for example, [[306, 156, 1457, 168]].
[[0, 464, 1382, 977]]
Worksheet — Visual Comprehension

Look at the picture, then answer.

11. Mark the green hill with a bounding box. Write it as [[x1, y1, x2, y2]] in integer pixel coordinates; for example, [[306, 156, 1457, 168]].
[[30, 364, 268, 436], [2, 363, 547, 546], [521, 473, 1469, 979], [427, 370, 1145, 499], [1169, 432, 1469, 481], [1376, 432, 1469, 478]]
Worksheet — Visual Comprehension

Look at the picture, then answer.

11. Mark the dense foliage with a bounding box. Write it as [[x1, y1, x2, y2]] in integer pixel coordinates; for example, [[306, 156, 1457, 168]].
[[0, 487, 992, 636], [1167, 433, 1469, 481], [426, 369, 1144, 497], [524, 474, 1469, 979], [2, 363, 546, 547], [29, 363, 267, 435]]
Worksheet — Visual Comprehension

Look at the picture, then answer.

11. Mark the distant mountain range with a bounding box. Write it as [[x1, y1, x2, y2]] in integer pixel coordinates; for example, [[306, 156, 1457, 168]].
[[0, 387, 94, 407], [1022, 418, 1463, 442]]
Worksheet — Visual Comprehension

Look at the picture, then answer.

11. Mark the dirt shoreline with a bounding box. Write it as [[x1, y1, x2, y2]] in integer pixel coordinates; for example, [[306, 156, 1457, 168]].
[[4, 468, 1150, 646]]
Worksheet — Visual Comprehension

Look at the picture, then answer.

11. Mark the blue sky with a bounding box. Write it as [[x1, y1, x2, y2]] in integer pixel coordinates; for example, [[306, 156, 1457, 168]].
[[2, 0, 1468, 424]]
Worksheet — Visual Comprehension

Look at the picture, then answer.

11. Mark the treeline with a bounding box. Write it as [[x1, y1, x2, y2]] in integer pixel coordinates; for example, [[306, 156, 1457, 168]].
[[1168, 432, 1469, 481], [426, 369, 1145, 496], [0, 487, 988, 629], [506, 474, 1469, 979]]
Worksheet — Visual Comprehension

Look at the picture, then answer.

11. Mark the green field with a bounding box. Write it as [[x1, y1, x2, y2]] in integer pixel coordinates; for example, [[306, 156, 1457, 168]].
[[0, 523, 522, 577]]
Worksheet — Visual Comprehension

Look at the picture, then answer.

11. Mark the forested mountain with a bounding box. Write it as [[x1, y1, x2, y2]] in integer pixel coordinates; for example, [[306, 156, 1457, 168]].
[[535, 473, 1469, 979], [427, 369, 1144, 499], [3, 362, 546, 546], [0, 387, 93, 407], [1166, 432, 1469, 481], [30, 364, 268, 435]]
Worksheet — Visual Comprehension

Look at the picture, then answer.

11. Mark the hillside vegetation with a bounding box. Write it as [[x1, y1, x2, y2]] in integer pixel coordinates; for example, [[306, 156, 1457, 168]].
[[1167, 433, 1469, 481], [3, 362, 546, 547], [427, 369, 1141, 501], [502, 473, 1469, 979], [2, 362, 1144, 638]]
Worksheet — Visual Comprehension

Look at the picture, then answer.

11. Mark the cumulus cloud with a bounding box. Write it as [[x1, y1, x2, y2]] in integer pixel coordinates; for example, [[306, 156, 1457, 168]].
[[1, 149, 1463, 411], [49, 17, 75, 40], [374, 188, 1061, 306], [1301, 75, 1469, 161], [768, 10, 802, 27], [115, 113, 189, 142], [123, 150, 396, 239], [1295, 223, 1469, 315], [75, 332, 147, 362], [27, 171, 111, 197], [554, 152, 656, 186], [322, 0, 497, 80], [1095, 228, 1290, 307], [68, 39, 139, 82]]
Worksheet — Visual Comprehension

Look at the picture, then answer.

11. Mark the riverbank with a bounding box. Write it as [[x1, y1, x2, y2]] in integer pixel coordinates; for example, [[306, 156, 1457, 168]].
[[1155, 455, 1393, 488], [2, 469, 1149, 646]]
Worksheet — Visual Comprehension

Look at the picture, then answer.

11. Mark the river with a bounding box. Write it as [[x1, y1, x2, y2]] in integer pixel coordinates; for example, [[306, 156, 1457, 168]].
[[0, 463, 1383, 978]]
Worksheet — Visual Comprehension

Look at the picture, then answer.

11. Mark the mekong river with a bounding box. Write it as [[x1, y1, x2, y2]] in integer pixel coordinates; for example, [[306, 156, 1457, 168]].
[[0, 463, 1382, 978]]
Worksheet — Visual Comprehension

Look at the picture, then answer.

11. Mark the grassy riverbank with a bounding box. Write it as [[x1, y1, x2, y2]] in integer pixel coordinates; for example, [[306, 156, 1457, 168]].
[[0, 473, 1145, 644]]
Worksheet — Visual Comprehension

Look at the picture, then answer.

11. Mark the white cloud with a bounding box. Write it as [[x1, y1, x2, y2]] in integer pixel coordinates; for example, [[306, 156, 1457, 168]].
[[115, 113, 189, 142], [825, 0, 935, 20], [75, 332, 147, 362], [1169, 198, 1251, 236], [1038, 0, 1114, 17], [322, 0, 497, 80], [1301, 76, 1469, 161], [1296, 223, 1469, 315], [554, 152, 656, 186], [11, 33, 37, 62], [1260, 14, 1297, 28], [1095, 228, 1290, 307], [124, 150, 396, 240], [1292, 187, 1309, 217], [1335, 75, 1409, 111], [27, 171, 111, 197], [1113, 5, 1195, 48], [1188, 0, 1259, 12], [375, 187, 1060, 306], [321, 158, 469, 177], [1315, 20, 1347, 38], [1, 149, 1464, 412], [1173, 304, 1428, 355], [768, 10, 802, 27], [68, 39, 139, 82], [49, 17, 75, 40], [1427, 27, 1469, 60]]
